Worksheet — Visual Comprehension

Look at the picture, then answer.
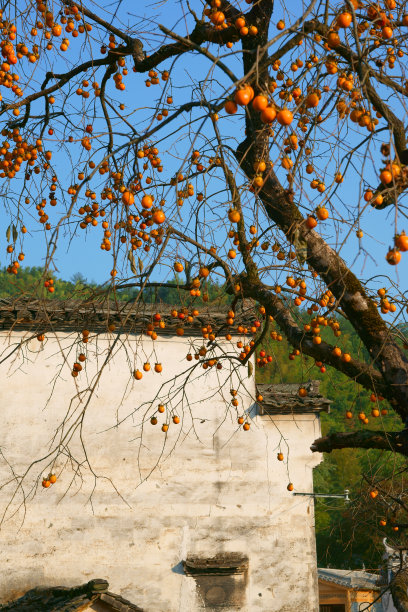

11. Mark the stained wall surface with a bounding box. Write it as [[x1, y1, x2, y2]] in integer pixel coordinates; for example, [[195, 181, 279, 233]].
[[0, 331, 322, 611]]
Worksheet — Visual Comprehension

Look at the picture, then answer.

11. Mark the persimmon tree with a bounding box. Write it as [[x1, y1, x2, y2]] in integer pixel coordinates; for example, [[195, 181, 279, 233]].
[[1, 0, 408, 561]]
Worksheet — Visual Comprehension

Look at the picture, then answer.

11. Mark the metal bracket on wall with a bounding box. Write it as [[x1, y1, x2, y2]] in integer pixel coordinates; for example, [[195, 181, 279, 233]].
[[293, 489, 350, 502]]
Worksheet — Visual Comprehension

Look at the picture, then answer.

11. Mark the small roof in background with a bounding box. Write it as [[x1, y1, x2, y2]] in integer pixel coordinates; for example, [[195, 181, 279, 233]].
[[0, 579, 143, 612], [318, 568, 380, 591], [258, 380, 331, 415]]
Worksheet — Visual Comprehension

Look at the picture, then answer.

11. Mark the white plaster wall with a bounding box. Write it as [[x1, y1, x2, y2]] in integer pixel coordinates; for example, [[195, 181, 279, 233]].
[[0, 331, 322, 611]]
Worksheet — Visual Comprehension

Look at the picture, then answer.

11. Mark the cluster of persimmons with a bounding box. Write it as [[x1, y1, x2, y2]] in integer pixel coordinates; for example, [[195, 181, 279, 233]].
[[0, 0, 407, 501]]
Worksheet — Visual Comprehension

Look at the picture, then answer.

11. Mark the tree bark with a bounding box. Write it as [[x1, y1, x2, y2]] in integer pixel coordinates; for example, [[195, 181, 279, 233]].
[[235, 11, 408, 421], [391, 569, 408, 612]]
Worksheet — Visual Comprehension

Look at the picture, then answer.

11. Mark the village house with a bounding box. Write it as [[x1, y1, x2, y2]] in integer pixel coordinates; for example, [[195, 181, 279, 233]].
[[318, 568, 382, 612], [0, 298, 329, 611], [317, 539, 408, 612]]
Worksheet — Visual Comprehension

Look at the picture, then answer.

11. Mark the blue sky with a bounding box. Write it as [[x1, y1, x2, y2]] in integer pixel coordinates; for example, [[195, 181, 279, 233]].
[[0, 0, 407, 298]]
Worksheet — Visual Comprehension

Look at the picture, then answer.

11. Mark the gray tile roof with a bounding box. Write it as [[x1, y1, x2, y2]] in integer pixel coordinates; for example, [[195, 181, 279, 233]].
[[0, 297, 255, 336], [258, 380, 331, 414], [0, 579, 143, 611], [318, 568, 381, 591]]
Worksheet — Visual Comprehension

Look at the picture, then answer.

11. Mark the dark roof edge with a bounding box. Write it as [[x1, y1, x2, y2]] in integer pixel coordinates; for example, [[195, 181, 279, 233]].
[[0, 298, 257, 337], [258, 380, 331, 415]]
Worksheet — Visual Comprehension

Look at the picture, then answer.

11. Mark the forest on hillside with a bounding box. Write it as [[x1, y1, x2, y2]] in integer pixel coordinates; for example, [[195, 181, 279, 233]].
[[1, 266, 403, 570], [0, 265, 230, 304]]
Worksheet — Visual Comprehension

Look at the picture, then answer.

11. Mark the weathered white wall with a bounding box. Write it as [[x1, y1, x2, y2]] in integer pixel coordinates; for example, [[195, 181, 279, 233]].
[[0, 331, 322, 611]]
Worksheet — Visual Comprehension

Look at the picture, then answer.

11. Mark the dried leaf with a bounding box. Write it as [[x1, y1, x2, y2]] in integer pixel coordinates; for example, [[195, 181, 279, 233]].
[[247, 361, 253, 378], [138, 257, 144, 273], [12, 224, 17, 242], [128, 250, 137, 275], [6, 225, 10, 243]]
